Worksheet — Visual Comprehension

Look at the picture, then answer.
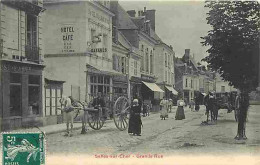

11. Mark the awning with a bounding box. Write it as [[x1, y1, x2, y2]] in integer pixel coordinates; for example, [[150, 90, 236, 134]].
[[86, 64, 123, 76], [165, 86, 178, 95], [142, 81, 164, 92]]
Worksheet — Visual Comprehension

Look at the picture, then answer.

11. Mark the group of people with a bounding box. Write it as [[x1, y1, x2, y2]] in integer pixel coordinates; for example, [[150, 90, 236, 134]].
[[128, 96, 186, 136], [61, 90, 242, 137]]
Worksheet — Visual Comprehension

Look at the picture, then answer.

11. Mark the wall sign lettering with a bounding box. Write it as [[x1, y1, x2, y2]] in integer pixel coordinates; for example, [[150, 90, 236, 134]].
[[61, 25, 75, 53], [91, 48, 107, 53]]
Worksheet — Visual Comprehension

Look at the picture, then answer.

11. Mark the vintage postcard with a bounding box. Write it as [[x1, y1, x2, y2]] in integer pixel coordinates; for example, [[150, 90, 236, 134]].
[[0, 0, 259, 164]]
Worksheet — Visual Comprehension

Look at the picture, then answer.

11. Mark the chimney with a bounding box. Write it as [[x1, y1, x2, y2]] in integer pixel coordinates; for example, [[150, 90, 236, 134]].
[[127, 10, 136, 17], [145, 9, 156, 31], [110, 1, 119, 43], [185, 49, 190, 56]]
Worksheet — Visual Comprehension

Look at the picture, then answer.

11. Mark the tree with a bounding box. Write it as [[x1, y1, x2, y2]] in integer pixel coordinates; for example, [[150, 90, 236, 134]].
[[201, 1, 260, 140]]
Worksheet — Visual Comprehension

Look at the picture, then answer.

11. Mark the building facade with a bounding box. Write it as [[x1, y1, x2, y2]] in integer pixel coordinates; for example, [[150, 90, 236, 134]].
[[0, 0, 45, 130], [43, 1, 116, 124], [154, 42, 176, 99]]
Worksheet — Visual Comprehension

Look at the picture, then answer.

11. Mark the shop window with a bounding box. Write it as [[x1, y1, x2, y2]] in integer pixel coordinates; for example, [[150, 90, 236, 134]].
[[28, 75, 40, 115], [26, 14, 37, 47], [10, 73, 22, 116], [89, 75, 110, 96]]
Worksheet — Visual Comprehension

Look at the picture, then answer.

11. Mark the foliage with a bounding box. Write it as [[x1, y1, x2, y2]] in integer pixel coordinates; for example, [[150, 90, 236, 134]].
[[201, 1, 260, 92]]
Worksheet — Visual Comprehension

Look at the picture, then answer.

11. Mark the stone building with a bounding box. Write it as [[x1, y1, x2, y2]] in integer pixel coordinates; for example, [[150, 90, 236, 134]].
[[43, 0, 116, 124], [0, 0, 45, 130], [175, 49, 210, 103]]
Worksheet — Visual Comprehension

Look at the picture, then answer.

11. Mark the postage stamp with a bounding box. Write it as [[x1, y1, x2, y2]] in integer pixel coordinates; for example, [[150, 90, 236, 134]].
[[2, 132, 45, 165]]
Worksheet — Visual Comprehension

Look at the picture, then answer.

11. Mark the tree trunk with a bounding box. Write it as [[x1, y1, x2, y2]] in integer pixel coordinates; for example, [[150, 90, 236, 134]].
[[235, 91, 249, 140]]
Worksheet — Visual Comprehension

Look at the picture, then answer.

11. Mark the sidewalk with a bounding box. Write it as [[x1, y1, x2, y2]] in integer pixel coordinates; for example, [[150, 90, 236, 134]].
[[5, 119, 115, 135]]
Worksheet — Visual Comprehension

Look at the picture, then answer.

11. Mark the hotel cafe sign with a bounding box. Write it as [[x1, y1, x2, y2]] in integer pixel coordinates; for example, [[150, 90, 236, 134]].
[[61, 25, 75, 53]]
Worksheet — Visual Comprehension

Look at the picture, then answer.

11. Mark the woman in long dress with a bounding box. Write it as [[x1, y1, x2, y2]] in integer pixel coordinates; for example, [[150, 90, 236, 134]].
[[128, 99, 142, 136], [160, 97, 168, 120], [175, 98, 185, 120]]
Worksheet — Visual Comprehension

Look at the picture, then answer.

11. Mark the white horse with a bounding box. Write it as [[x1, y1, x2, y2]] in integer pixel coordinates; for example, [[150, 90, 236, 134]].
[[59, 96, 88, 136]]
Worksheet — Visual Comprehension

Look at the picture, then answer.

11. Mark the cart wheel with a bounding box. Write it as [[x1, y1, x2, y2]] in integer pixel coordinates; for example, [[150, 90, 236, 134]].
[[87, 108, 105, 130], [113, 96, 130, 131]]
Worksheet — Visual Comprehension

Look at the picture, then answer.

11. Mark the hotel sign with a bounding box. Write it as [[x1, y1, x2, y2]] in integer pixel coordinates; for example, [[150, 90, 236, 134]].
[[61, 25, 75, 53], [91, 48, 107, 53]]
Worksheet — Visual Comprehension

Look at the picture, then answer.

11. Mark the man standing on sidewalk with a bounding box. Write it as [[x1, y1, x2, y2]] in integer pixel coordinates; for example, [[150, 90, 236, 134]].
[[92, 92, 106, 119]]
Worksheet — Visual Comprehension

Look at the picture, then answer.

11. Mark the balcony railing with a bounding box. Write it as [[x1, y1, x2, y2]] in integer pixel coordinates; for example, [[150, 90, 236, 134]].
[[25, 45, 41, 63]]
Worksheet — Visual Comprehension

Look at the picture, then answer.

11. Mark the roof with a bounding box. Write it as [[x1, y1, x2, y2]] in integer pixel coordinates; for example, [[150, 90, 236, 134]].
[[117, 30, 132, 50], [117, 4, 138, 30]]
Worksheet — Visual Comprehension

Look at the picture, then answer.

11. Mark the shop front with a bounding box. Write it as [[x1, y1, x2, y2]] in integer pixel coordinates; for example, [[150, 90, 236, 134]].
[[113, 75, 128, 102], [141, 81, 164, 112], [0, 60, 44, 131]]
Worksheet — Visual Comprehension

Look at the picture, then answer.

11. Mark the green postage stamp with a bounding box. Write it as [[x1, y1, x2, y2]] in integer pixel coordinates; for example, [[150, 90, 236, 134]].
[[2, 132, 45, 165]]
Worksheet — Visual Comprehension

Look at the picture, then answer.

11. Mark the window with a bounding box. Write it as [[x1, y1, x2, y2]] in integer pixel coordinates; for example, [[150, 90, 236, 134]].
[[185, 78, 188, 87], [45, 86, 62, 116], [141, 45, 144, 71], [113, 55, 117, 71], [10, 73, 22, 116], [103, 34, 108, 57], [168, 54, 170, 68], [165, 71, 167, 82], [150, 50, 153, 74], [134, 60, 137, 75], [221, 86, 225, 92], [121, 57, 125, 73], [165, 53, 167, 67], [91, 29, 96, 49], [90, 75, 110, 96], [28, 75, 40, 115], [146, 48, 149, 72], [26, 14, 37, 47], [191, 79, 193, 88]]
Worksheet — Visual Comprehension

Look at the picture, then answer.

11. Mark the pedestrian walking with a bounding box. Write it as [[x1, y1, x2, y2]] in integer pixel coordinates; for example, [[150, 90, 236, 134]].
[[189, 99, 195, 111], [160, 96, 168, 120], [128, 99, 142, 136], [195, 96, 200, 111], [168, 99, 173, 113], [175, 97, 185, 120]]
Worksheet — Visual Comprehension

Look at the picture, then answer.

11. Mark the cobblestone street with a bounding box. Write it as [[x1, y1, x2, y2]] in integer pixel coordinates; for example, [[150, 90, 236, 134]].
[[46, 105, 260, 156]]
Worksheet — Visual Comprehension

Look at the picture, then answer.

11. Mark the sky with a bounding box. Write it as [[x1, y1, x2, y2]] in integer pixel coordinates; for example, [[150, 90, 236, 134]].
[[119, 0, 211, 64]]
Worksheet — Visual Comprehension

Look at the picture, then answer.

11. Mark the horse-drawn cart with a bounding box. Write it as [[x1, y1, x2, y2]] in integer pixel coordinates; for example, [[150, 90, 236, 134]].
[[61, 96, 131, 133]]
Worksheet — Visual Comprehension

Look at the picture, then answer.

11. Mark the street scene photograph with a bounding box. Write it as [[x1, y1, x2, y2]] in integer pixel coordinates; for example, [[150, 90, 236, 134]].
[[0, 0, 259, 165]]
